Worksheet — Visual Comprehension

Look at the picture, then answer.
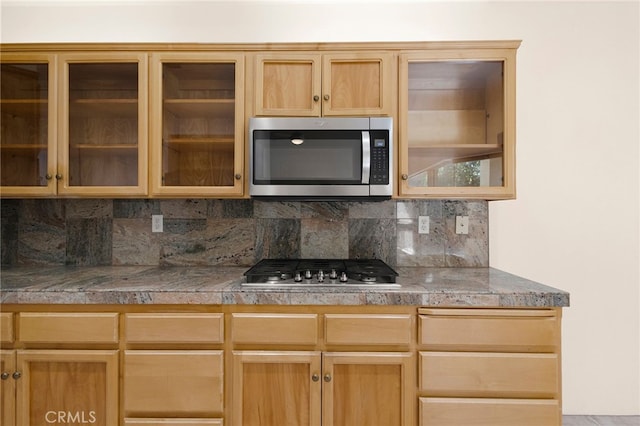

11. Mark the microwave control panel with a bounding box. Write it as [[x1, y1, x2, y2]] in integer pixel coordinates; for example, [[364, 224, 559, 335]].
[[370, 130, 390, 184]]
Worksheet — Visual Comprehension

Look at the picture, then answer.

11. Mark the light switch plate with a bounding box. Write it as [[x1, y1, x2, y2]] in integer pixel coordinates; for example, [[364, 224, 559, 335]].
[[455, 216, 469, 234]]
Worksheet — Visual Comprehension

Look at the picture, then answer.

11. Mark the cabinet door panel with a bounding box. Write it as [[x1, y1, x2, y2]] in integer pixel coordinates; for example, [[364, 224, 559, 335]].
[[232, 313, 318, 346], [324, 314, 412, 346], [125, 313, 224, 344], [124, 419, 223, 426], [323, 352, 414, 426], [232, 351, 321, 426], [419, 309, 559, 352], [124, 350, 224, 417], [254, 54, 322, 116], [19, 312, 119, 344], [16, 350, 118, 426], [0, 54, 57, 196], [1, 351, 16, 426], [420, 352, 559, 398], [419, 397, 560, 426], [0, 313, 14, 344]]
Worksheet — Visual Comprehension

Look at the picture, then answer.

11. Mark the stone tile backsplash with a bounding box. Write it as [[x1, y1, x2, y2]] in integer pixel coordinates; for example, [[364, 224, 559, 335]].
[[1, 199, 489, 268]]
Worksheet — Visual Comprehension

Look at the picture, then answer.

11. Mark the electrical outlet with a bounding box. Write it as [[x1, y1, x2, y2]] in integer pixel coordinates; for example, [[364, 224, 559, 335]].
[[418, 216, 430, 234], [455, 216, 469, 234], [152, 215, 163, 233]]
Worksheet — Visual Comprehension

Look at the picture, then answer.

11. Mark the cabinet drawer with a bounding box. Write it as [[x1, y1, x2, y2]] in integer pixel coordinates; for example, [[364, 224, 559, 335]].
[[124, 419, 223, 425], [419, 397, 560, 426], [0, 313, 14, 344], [419, 309, 559, 352], [124, 350, 224, 416], [19, 312, 119, 344], [125, 313, 224, 344], [325, 314, 412, 346], [420, 352, 559, 398], [232, 313, 318, 345]]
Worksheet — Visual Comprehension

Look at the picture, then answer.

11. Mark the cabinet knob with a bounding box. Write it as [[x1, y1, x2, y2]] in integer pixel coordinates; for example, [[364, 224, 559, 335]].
[[45, 174, 53, 180], [323, 373, 332, 382], [55, 174, 63, 180], [313, 95, 320, 102], [235, 173, 242, 180], [323, 94, 330, 101], [12, 371, 21, 380], [312, 374, 320, 382], [401, 174, 408, 180], [0, 372, 9, 380]]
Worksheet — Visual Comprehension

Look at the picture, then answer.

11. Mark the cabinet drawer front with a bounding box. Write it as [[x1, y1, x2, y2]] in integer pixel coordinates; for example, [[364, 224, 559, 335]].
[[419, 309, 559, 352], [19, 312, 119, 344], [232, 313, 318, 345], [125, 313, 224, 344], [124, 419, 223, 426], [325, 314, 412, 346], [124, 350, 224, 416], [420, 352, 559, 398], [0, 313, 14, 344], [419, 397, 560, 426]]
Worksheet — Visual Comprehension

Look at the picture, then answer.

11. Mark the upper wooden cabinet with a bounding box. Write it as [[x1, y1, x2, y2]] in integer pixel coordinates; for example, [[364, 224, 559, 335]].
[[149, 52, 244, 197], [59, 53, 149, 196], [0, 53, 57, 196], [254, 52, 393, 117], [398, 45, 518, 199]]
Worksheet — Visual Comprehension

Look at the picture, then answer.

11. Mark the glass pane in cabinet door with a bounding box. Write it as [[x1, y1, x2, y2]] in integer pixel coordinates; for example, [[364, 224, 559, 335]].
[[0, 63, 49, 186], [68, 63, 139, 186], [407, 60, 504, 188], [161, 62, 236, 187]]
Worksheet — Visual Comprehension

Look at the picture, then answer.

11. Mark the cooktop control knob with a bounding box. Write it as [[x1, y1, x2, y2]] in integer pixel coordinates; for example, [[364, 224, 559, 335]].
[[339, 272, 348, 282], [317, 270, 325, 282], [304, 270, 312, 279], [329, 269, 338, 279], [294, 272, 303, 282]]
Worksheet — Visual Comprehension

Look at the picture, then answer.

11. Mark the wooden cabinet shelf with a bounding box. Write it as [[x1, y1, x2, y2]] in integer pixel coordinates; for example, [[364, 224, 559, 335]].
[[164, 99, 235, 117], [1, 144, 48, 150], [69, 98, 138, 117], [0, 99, 47, 115]]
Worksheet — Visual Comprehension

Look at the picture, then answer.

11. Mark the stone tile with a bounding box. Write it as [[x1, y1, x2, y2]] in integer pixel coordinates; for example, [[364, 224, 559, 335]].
[[396, 200, 442, 219], [255, 218, 300, 260], [1, 200, 20, 265], [112, 218, 160, 266], [18, 199, 66, 266], [348, 199, 396, 218], [301, 201, 348, 220], [160, 199, 207, 219], [254, 200, 301, 218], [443, 200, 489, 267], [301, 218, 348, 259], [208, 199, 254, 218], [348, 218, 397, 266], [66, 218, 113, 266], [65, 199, 113, 219], [113, 199, 160, 218], [396, 218, 445, 267]]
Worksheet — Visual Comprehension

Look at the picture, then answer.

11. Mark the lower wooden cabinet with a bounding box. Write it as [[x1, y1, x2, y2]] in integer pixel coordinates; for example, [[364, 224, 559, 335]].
[[124, 350, 224, 417], [124, 420, 224, 426], [232, 350, 413, 426], [419, 397, 560, 426], [1, 350, 16, 426], [5, 349, 118, 426]]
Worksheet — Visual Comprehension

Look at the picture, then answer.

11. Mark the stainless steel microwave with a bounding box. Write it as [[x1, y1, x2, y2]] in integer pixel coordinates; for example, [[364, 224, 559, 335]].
[[249, 117, 393, 198]]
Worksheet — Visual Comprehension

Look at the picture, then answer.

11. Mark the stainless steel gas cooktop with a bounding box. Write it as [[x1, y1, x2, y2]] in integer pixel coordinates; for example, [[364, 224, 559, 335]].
[[243, 258, 400, 287]]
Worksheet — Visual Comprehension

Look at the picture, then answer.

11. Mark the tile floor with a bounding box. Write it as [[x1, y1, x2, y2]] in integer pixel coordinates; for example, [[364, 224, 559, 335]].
[[563, 416, 640, 425]]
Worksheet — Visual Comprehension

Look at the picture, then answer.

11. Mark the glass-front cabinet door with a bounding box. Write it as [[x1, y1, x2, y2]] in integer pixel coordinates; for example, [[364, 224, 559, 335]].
[[399, 47, 517, 199], [150, 53, 244, 197], [0, 54, 57, 197], [58, 53, 148, 196]]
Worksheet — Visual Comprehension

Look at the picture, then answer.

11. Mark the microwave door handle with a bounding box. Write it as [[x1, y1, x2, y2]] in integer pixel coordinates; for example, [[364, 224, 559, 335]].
[[362, 131, 371, 184]]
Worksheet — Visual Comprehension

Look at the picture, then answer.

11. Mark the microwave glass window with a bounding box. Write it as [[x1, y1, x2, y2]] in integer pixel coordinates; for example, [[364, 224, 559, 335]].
[[253, 130, 362, 184]]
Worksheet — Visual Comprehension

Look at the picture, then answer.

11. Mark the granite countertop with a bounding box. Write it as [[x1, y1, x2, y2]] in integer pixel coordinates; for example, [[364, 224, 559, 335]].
[[0, 266, 569, 307]]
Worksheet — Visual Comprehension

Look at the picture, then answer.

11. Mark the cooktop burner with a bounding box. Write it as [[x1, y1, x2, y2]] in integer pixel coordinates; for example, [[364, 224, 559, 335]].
[[243, 258, 399, 286]]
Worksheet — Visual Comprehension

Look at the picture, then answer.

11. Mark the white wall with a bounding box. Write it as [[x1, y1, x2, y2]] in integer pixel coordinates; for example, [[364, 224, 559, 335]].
[[2, 0, 638, 415]]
